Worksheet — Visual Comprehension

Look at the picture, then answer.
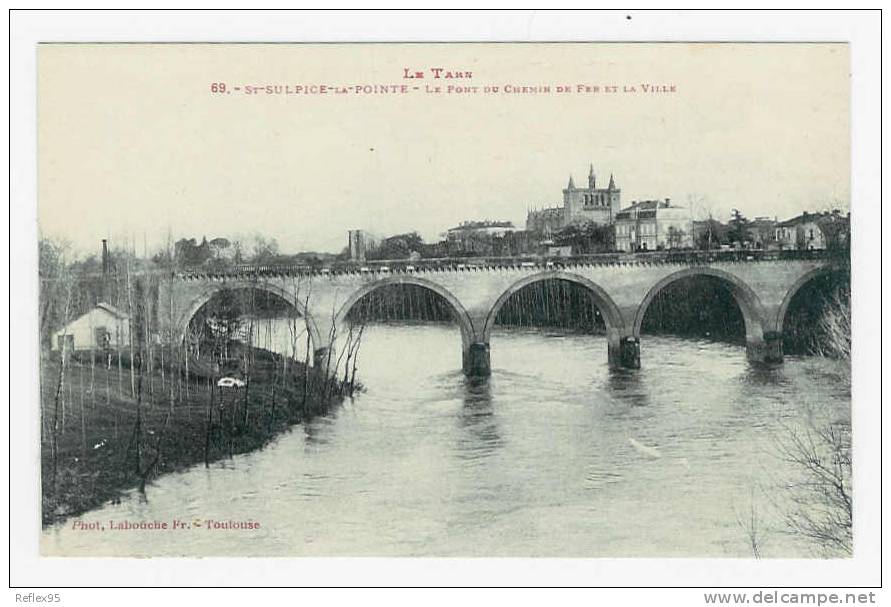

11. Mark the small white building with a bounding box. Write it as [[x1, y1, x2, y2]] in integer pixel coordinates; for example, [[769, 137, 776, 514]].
[[52, 302, 130, 352]]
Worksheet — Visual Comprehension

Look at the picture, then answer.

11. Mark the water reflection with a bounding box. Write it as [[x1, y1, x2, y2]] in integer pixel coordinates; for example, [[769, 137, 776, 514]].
[[603, 367, 650, 409], [455, 377, 501, 462], [462, 375, 492, 406], [740, 361, 788, 388]]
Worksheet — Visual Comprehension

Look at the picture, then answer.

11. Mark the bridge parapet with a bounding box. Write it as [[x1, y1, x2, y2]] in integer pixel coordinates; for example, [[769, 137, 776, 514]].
[[172, 248, 845, 281]]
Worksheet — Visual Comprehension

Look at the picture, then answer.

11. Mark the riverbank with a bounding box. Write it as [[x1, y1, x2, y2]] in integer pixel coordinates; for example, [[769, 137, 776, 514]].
[[40, 348, 347, 527]]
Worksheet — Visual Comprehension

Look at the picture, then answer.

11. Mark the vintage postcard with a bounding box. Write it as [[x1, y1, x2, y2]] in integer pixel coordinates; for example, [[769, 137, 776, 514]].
[[33, 40, 854, 563]]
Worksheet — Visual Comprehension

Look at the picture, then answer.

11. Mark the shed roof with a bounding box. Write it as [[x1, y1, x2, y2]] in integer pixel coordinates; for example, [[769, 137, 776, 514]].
[[95, 302, 129, 319]]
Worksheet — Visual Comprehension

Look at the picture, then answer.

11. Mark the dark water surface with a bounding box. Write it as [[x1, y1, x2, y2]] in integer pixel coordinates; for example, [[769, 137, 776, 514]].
[[42, 324, 849, 557]]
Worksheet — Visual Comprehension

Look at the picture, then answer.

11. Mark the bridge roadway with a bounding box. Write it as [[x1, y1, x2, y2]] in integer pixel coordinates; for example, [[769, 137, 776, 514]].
[[158, 251, 847, 376]]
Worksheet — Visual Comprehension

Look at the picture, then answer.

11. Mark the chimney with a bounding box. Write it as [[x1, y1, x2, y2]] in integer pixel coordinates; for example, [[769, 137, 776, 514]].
[[665, 198, 671, 207], [101, 239, 109, 275]]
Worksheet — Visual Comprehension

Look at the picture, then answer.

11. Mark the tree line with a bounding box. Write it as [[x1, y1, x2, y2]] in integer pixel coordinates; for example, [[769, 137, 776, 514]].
[[38, 236, 364, 526]]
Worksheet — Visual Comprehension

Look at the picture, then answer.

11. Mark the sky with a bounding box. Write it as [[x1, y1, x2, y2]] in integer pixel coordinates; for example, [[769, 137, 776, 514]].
[[37, 43, 849, 258]]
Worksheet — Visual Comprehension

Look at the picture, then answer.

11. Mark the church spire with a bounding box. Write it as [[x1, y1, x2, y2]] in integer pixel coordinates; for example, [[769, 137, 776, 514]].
[[567, 174, 575, 189], [588, 164, 596, 189], [608, 173, 616, 190]]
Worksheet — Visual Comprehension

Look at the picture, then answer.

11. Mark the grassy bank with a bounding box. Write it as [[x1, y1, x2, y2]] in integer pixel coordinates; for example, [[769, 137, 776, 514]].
[[40, 348, 348, 527]]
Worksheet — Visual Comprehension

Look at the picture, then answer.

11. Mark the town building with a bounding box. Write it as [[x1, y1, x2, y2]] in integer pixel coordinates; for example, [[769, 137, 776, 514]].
[[526, 164, 622, 233], [746, 217, 779, 249], [52, 302, 130, 353], [614, 198, 693, 252], [348, 229, 379, 261], [774, 211, 850, 250], [525, 206, 563, 236], [444, 220, 516, 256]]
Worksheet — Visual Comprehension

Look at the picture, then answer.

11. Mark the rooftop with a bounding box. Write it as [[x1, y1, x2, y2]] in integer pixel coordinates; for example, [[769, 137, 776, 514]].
[[448, 220, 516, 231], [777, 211, 850, 227], [95, 302, 129, 319], [615, 198, 682, 218], [527, 206, 563, 215]]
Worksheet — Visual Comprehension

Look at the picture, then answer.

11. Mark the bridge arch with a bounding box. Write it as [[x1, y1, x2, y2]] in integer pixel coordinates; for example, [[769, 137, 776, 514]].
[[775, 266, 844, 335], [178, 280, 323, 352], [482, 271, 626, 343], [333, 275, 476, 351], [632, 266, 768, 341]]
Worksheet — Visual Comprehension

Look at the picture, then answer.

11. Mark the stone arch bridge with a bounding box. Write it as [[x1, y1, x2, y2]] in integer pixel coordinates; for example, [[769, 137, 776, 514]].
[[158, 254, 846, 377]]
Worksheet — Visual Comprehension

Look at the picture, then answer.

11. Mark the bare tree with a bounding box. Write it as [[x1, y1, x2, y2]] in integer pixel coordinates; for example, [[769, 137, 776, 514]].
[[129, 277, 146, 475], [204, 375, 214, 467], [78, 362, 86, 460], [734, 486, 764, 559], [321, 303, 340, 404], [772, 287, 852, 557], [347, 322, 366, 397], [241, 286, 257, 430], [817, 288, 851, 363], [49, 273, 74, 488], [300, 280, 314, 410], [143, 277, 155, 407], [38, 237, 73, 350], [341, 319, 366, 396], [777, 420, 852, 556], [125, 255, 136, 398], [687, 194, 721, 251], [287, 280, 308, 373]]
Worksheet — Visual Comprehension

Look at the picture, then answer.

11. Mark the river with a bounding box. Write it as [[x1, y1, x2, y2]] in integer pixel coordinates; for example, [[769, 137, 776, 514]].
[[41, 322, 850, 557]]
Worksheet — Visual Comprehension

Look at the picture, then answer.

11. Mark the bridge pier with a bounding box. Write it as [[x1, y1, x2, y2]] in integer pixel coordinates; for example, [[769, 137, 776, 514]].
[[462, 342, 491, 377], [621, 336, 641, 369], [609, 335, 641, 370], [745, 331, 784, 364]]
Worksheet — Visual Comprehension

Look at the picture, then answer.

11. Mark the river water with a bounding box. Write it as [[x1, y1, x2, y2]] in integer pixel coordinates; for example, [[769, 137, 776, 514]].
[[41, 323, 850, 557]]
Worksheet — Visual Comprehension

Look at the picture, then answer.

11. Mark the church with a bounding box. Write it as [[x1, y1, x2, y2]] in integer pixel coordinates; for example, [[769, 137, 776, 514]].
[[526, 164, 621, 234]]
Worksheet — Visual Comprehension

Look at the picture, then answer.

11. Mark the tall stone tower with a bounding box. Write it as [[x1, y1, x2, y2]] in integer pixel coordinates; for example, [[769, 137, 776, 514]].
[[562, 164, 621, 226]]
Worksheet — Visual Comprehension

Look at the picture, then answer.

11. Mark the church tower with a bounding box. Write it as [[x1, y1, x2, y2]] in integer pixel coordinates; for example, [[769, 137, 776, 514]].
[[563, 174, 577, 225], [607, 173, 621, 222], [561, 164, 622, 226]]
